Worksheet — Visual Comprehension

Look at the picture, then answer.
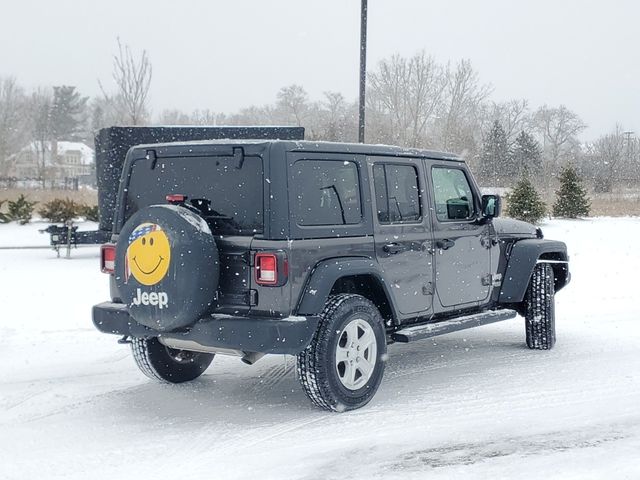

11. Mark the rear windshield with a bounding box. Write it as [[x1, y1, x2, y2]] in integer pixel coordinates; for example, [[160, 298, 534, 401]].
[[124, 155, 264, 235]]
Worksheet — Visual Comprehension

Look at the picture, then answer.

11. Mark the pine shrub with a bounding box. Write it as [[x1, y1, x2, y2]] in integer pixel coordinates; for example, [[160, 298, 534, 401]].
[[79, 204, 99, 222], [553, 166, 590, 218], [0, 200, 10, 223], [506, 176, 547, 224], [7, 195, 37, 225], [38, 198, 81, 224]]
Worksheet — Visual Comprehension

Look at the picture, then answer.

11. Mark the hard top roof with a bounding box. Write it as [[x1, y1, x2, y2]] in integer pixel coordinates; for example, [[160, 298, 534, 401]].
[[130, 139, 464, 162]]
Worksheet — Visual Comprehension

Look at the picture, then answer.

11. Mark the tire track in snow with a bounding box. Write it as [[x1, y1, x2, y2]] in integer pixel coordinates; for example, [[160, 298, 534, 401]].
[[292, 419, 640, 480], [251, 357, 296, 394], [118, 411, 329, 480], [0, 387, 53, 416], [383, 421, 638, 472], [220, 414, 328, 452]]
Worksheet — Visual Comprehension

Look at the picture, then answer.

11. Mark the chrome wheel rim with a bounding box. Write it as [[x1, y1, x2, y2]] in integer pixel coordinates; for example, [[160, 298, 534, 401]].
[[335, 318, 377, 390]]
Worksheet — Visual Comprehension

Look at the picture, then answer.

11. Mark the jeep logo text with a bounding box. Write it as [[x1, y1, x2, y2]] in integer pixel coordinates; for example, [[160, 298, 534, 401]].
[[132, 288, 169, 309]]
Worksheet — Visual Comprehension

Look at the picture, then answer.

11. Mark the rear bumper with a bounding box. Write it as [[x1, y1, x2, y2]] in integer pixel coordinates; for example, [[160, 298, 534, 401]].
[[92, 302, 320, 355]]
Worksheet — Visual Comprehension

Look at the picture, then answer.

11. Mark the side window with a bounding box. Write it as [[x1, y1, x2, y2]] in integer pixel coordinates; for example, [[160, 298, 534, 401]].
[[373, 164, 421, 223], [431, 167, 475, 221], [293, 160, 362, 226]]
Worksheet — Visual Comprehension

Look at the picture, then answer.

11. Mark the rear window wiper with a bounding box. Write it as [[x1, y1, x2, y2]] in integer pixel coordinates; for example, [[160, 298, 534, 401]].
[[389, 196, 404, 221], [190, 198, 241, 229], [320, 185, 346, 225]]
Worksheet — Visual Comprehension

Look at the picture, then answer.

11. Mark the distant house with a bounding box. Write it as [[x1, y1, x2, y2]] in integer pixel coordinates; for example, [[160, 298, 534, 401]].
[[9, 141, 95, 185]]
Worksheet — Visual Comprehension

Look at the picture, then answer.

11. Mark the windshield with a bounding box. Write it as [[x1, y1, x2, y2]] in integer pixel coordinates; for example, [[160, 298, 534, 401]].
[[124, 155, 264, 235]]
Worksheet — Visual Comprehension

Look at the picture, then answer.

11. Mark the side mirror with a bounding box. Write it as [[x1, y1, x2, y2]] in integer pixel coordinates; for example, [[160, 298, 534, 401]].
[[481, 194, 501, 219]]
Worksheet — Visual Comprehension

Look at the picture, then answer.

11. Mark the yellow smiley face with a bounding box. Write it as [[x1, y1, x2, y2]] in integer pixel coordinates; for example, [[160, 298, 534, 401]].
[[126, 223, 171, 286]]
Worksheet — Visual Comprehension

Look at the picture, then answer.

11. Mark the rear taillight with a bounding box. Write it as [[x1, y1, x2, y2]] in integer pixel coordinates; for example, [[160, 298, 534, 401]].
[[255, 253, 277, 285], [255, 252, 289, 287], [101, 243, 116, 274]]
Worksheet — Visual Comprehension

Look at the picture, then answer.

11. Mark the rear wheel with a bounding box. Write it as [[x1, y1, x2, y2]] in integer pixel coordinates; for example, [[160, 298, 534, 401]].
[[524, 263, 556, 350], [131, 337, 214, 383], [296, 294, 387, 412]]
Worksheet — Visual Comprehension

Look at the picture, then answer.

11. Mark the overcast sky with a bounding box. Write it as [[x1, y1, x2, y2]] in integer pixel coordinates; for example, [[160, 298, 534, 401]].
[[1, 0, 638, 140]]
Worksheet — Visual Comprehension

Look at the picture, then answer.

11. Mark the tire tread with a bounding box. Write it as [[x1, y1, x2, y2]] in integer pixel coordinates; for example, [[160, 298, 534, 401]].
[[131, 337, 165, 381], [525, 263, 556, 350]]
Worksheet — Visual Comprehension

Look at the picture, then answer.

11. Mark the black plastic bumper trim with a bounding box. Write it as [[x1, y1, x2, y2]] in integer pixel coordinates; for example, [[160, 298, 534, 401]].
[[92, 302, 320, 355]]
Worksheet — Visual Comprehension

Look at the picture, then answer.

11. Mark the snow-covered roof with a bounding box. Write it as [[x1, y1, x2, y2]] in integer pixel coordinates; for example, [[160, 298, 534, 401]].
[[16, 141, 95, 166], [56, 141, 94, 165]]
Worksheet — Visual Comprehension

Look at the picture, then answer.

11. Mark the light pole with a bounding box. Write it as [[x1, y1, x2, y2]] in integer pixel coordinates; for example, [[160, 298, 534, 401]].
[[358, 0, 368, 143]]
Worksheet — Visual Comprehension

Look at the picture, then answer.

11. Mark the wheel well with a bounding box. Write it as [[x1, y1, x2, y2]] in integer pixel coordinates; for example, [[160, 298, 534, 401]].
[[539, 252, 566, 261], [538, 252, 569, 292], [329, 275, 394, 326]]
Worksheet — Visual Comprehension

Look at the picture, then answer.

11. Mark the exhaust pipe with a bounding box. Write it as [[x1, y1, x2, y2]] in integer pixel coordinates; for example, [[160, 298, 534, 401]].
[[157, 337, 266, 364], [241, 351, 265, 365]]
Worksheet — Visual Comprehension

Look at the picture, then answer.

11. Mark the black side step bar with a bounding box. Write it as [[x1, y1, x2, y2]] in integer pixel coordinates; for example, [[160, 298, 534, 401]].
[[391, 309, 518, 343]]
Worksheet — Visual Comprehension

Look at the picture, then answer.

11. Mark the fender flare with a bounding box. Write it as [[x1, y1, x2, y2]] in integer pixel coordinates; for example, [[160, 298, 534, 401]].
[[499, 239, 569, 303], [295, 257, 398, 317]]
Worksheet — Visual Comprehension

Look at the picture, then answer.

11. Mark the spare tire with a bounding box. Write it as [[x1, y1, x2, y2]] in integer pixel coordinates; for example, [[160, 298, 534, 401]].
[[114, 204, 219, 332]]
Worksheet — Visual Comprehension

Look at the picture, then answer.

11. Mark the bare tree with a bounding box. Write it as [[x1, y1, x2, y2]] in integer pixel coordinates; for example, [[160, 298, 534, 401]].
[[590, 125, 625, 192], [488, 99, 530, 146], [157, 109, 191, 125], [306, 91, 357, 142], [368, 51, 447, 147], [624, 135, 640, 184], [100, 38, 152, 125], [320, 91, 347, 141], [190, 109, 219, 125], [533, 105, 586, 170], [437, 59, 492, 155], [89, 95, 125, 133], [369, 54, 412, 144], [0, 77, 29, 177], [227, 104, 277, 126], [28, 88, 53, 187], [276, 85, 309, 126]]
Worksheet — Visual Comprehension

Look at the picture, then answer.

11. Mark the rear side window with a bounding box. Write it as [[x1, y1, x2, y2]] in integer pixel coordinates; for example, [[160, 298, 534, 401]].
[[125, 155, 264, 235], [373, 164, 421, 223], [431, 167, 475, 221], [292, 160, 362, 226]]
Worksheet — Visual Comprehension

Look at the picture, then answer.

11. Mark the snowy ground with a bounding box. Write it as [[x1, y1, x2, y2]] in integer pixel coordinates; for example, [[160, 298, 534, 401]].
[[1, 218, 639, 479]]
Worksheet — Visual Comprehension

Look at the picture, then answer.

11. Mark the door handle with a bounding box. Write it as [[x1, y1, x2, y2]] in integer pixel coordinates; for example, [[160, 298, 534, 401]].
[[383, 243, 408, 254], [436, 239, 455, 250]]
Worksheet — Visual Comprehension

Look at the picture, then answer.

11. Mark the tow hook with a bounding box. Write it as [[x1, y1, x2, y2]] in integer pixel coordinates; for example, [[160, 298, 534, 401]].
[[117, 335, 132, 344]]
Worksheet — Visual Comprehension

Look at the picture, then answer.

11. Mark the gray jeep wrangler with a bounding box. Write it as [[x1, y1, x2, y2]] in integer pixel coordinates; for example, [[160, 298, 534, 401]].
[[93, 140, 569, 412]]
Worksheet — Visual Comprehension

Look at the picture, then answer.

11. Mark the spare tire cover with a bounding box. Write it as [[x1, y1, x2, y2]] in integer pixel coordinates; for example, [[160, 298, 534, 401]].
[[115, 204, 219, 332]]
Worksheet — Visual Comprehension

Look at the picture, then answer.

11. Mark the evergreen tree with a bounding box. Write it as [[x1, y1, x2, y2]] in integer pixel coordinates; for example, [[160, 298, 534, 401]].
[[506, 175, 547, 224], [553, 165, 591, 218], [50, 86, 88, 140], [511, 130, 542, 177], [480, 120, 511, 185]]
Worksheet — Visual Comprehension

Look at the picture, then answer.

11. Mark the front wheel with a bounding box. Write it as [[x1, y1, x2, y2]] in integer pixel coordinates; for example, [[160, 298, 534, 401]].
[[296, 294, 387, 412], [524, 263, 556, 350], [131, 337, 214, 383]]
